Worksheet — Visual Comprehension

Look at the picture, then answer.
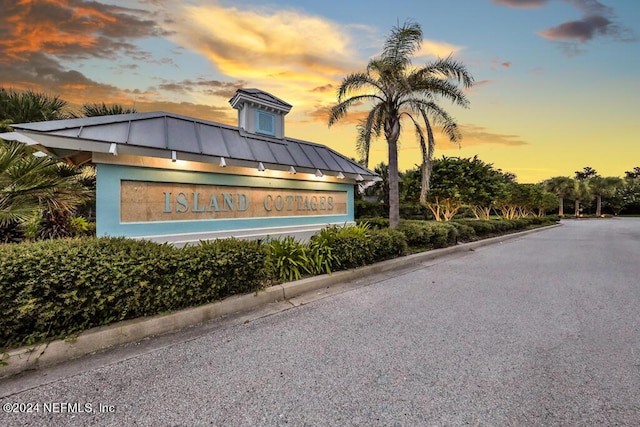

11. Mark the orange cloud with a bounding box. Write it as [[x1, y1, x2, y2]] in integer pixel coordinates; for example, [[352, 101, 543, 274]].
[[165, 3, 368, 110], [304, 104, 371, 126], [440, 124, 528, 148], [416, 40, 464, 58], [0, 0, 161, 61], [170, 4, 358, 81], [310, 84, 336, 94]]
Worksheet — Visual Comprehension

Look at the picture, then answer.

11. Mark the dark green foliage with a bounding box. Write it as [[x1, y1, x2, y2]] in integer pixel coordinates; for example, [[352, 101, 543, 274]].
[[267, 236, 310, 282], [453, 219, 495, 236], [34, 210, 74, 240], [0, 237, 266, 349], [0, 88, 69, 130], [1, 140, 94, 242], [449, 222, 476, 242], [369, 228, 408, 261], [355, 199, 386, 218], [76, 103, 137, 117], [430, 222, 458, 248], [397, 220, 434, 247], [306, 234, 337, 276], [316, 225, 407, 270], [357, 217, 389, 229], [399, 203, 432, 220], [453, 216, 559, 237], [397, 220, 458, 248]]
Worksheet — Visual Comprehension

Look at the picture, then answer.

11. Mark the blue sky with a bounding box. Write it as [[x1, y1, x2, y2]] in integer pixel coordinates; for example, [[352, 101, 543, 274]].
[[1, 0, 638, 182]]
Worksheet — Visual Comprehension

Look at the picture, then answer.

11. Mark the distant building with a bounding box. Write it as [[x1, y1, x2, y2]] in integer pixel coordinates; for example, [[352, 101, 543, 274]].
[[4, 89, 377, 245]]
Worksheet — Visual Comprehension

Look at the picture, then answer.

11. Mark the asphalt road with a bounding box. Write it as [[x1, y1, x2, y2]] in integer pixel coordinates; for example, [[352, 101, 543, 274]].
[[2, 218, 639, 426]]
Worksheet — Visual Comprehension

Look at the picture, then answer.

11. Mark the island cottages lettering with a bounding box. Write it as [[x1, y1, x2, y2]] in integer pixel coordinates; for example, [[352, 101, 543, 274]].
[[120, 181, 347, 222], [163, 192, 334, 214]]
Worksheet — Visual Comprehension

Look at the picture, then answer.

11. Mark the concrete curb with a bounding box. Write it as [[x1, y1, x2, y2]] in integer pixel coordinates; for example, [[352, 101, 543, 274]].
[[0, 223, 560, 378]]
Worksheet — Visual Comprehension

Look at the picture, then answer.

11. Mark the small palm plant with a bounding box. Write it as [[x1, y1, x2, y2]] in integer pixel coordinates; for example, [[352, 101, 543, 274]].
[[0, 140, 92, 242]]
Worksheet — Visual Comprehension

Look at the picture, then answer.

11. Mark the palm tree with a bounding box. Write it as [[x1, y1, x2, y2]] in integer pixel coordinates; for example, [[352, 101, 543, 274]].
[[575, 166, 598, 181], [624, 167, 640, 180], [0, 139, 92, 242], [544, 176, 575, 216], [74, 102, 137, 117], [329, 21, 473, 228], [0, 88, 69, 130], [572, 179, 591, 217], [588, 176, 623, 217]]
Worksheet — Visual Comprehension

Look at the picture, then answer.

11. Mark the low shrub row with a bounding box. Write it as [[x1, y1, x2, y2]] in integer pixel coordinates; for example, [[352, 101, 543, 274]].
[[266, 224, 408, 281], [1, 216, 558, 350], [452, 215, 559, 237], [0, 238, 267, 349], [396, 220, 458, 248], [314, 225, 407, 270]]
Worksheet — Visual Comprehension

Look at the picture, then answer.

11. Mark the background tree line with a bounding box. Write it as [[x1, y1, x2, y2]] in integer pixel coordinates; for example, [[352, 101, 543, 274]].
[[358, 159, 640, 220]]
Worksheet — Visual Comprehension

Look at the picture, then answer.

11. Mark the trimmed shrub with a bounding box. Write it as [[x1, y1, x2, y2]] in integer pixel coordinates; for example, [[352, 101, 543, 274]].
[[369, 228, 408, 261], [449, 222, 476, 242], [397, 220, 458, 248], [430, 222, 458, 248], [0, 237, 266, 349], [397, 220, 435, 247], [320, 226, 407, 270], [454, 216, 558, 237], [458, 219, 495, 236]]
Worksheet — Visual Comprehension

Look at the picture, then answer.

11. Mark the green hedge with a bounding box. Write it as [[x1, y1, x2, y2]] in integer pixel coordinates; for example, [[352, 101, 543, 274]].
[[453, 216, 559, 236], [316, 227, 407, 270], [449, 222, 476, 242], [397, 220, 458, 248], [0, 237, 267, 349]]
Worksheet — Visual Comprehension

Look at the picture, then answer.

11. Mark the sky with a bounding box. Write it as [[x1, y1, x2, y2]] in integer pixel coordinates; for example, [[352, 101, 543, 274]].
[[1, 0, 638, 183]]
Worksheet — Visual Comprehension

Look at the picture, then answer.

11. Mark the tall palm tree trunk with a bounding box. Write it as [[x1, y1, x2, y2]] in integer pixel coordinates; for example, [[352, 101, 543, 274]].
[[596, 195, 602, 216], [386, 117, 401, 228], [558, 196, 564, 216], [419, 118, 435, 204], [574, 199, 580, 217]]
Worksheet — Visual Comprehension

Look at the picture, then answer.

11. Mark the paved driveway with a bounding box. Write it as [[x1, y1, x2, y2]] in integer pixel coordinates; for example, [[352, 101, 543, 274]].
[[2, 219, 639, 426]]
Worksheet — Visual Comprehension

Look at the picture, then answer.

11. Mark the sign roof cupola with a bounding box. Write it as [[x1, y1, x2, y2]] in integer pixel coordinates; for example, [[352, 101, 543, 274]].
[[229, 88, 292, 139]]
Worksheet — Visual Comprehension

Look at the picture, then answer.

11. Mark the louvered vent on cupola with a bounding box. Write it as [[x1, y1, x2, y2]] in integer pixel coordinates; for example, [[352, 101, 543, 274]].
[[229, 88, 292, 139]]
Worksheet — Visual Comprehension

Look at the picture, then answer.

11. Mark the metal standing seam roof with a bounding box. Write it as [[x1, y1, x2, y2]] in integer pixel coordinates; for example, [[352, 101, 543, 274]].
[[9, 112, 377, 179]]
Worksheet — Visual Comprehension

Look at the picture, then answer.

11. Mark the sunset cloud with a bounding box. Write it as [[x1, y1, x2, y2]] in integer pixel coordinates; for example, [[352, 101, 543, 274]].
[[493, 0, 636, 53], [157, 79, 248, 98], [416, 40, 464, 58], [491, 0, 549, 8], [491, 57, 512, 68], [304, 104, 370, 126], [168, 4, 360, 88], [434, 124, 528, 149], [310, 84, 336, 94], [0, 0, 165, 60], [0, 0, 172, 107], [0, 51, 131, 104]]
